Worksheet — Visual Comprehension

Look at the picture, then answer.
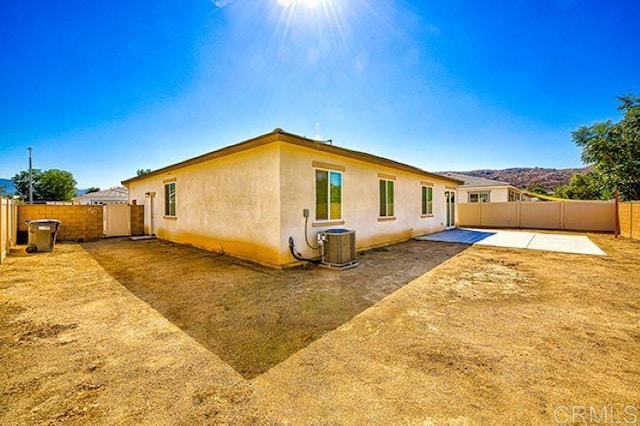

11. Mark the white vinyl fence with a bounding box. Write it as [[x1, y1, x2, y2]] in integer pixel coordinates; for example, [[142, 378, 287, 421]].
[[458, 200, 615, 232]]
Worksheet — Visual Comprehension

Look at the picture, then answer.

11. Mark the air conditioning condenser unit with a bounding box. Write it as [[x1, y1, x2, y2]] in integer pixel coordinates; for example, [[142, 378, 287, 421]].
[[319, 229, 359, 269]]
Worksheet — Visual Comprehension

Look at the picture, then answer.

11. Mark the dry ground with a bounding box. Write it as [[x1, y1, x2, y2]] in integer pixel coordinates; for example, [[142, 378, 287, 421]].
[[1, 233, 639, 425], [81, 238, 467, 379]]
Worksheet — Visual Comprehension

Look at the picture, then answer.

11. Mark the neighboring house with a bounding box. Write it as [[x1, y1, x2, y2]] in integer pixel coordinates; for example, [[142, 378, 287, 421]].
[[122, 129, 462, 268], [442, 173, 527, 203], [72, 187, 128, 205]]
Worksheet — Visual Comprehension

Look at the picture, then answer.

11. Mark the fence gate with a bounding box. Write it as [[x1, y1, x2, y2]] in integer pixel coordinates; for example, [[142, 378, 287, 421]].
[[103, 204, 131, 237]]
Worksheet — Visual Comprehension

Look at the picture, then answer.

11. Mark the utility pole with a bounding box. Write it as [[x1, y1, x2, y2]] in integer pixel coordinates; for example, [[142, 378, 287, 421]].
[[28, 147, 33, 204]]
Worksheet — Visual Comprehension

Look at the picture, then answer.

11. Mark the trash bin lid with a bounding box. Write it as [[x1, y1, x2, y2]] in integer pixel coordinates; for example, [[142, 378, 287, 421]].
[[27, 219, 61, 224]]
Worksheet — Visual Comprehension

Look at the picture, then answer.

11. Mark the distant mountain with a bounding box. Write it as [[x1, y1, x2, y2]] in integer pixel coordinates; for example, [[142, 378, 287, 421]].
[[449, 166, 591, 191], [0, 178, 16, 195]]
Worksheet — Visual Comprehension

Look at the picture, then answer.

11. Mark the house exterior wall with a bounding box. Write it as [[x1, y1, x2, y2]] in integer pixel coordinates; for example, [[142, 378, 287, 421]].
[[458, 187, 510, 203], [278, 143, 454, 263], [125, 137, 459, 268], [127, 144, 283, 267]]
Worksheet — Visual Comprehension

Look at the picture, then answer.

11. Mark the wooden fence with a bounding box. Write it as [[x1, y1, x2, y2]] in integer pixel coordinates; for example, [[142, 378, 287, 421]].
[[1, 198, 18, 264], [619, 201, 640, 240], [458, 200, 615, 232]]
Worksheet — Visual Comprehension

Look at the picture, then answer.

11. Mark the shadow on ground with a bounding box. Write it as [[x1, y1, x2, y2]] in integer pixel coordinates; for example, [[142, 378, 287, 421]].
[[82, 238, 467, 378]]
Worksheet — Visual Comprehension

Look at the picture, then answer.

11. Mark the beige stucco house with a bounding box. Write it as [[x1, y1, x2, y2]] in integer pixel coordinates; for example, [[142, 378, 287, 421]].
[[442, 173, 527, 204], [72, 187, 128, 205], [122, 129, 462, 268]]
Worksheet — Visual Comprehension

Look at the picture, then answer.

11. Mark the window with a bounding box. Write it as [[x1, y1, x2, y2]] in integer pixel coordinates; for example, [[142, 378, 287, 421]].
[[315, 169, 342, 221], [164, 182, 176, 216], [421, 186, 433, 215], [379, 179, 394, 217], [509, 190, 522, 202], [468, 192, 490, 203]]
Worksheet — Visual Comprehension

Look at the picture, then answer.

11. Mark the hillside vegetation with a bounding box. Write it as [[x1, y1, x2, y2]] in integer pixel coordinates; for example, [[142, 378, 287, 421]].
[[453, 167, 591, 191]]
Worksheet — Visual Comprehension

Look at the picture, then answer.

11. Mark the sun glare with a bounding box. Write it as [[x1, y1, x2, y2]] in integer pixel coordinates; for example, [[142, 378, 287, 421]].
[[278, 0, 321, 8], [272, 0, 352, 56]]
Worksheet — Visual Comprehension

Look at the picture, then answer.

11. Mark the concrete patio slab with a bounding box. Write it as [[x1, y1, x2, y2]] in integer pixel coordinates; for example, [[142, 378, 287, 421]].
[[474, 230, 536, 249], [416, 228, 606, 256], [526, 233, 606, 256]]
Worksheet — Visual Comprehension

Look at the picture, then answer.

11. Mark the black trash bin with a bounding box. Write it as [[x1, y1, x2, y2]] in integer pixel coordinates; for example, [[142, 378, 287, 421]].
[[26, 219, 61, 253]]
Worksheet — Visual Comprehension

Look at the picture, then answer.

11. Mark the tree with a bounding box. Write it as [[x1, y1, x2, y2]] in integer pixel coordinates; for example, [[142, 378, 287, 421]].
[[555, 172, 603, 200], [571, 95, 640, 201], [86, 187, 100, 193], [0, 186, 13, 199], [11, 169, 43, 200], [36, 169, 77, 201], [527, 184, 548, 194], [136, 169, 151, 176], [11, 168, 77, 202]]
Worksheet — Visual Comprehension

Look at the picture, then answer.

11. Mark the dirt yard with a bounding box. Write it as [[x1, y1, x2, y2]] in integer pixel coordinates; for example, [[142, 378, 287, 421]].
[[1, 233, 639, 424], [81, 238, 467, 379]]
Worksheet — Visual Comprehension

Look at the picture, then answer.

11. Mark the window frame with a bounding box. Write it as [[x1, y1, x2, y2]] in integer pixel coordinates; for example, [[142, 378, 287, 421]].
[[164, 181, 176, 217], [314, 168, 343, 222], [468, 191, 490, 203], [509, 190, 522, 202], [379, 178, 395, 218], [421, 184, 434, 216]]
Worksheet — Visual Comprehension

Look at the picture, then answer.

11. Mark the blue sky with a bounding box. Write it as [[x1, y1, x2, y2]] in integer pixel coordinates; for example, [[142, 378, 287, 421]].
[[1, 0, 639, 189]]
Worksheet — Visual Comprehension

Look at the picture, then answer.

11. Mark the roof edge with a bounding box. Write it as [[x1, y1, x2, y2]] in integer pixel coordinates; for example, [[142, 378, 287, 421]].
[[122, 128, 463, 186], [461, 184, 521, 190], [122, 130, 281, 185]]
